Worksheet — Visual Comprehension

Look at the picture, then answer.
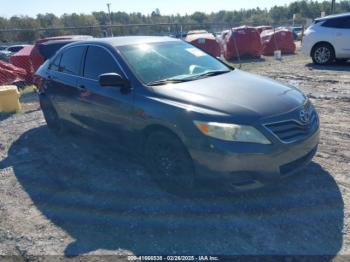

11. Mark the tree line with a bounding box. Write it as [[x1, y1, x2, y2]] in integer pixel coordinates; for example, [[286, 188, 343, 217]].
[[1, 0, 350, 43]]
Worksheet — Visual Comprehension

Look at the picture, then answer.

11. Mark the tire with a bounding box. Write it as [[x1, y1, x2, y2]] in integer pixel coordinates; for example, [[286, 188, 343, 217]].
[[144, 130, 195, 194], [311, 43, 335, 65], [39, 94, 63, 134]]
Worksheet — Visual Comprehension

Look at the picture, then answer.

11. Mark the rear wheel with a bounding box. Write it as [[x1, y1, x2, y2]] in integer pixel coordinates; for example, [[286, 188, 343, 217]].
[[311, 43, 335, 65], [39, 94, 63, 134], [144, 130, 195, 194]]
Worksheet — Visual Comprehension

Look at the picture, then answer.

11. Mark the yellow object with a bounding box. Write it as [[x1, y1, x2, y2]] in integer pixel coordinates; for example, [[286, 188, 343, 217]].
[[0, 85, 21, 113]]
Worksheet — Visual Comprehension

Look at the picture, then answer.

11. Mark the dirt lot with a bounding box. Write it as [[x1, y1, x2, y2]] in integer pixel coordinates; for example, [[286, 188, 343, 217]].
[[0, 55, 350, 261]]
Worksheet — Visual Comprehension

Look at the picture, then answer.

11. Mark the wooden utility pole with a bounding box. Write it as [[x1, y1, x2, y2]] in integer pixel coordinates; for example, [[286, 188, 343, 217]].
[[107, 3, 114, 36], [331, 0, 336, 14]]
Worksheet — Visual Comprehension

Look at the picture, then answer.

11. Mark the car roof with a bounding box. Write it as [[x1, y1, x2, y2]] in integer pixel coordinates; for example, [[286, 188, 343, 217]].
[[35, 35, 92, 45], [67, 36, 180, 47], [316, 12, 350, 21], [8, 44, 30, 48], [40, 39, 80, 46]]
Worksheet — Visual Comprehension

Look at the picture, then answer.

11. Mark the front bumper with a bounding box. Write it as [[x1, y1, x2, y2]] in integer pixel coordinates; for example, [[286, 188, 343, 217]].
[[300, 40, 313, 56], [188, 128, 320, 191]]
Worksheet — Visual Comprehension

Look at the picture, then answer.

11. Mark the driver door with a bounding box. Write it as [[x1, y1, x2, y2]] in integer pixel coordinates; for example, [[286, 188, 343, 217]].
[[77, 45, 135, 148]]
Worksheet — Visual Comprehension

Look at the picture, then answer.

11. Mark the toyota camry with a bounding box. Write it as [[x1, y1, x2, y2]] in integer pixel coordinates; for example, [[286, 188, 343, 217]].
[[35, 36, 320, 192]]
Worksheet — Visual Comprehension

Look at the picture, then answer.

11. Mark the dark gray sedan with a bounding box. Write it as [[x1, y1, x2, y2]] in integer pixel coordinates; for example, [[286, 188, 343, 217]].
[[35, 36, 320, 193]]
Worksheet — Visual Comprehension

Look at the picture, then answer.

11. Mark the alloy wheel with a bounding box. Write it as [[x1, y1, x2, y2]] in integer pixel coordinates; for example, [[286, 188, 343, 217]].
[[314, 46, 331, 64]]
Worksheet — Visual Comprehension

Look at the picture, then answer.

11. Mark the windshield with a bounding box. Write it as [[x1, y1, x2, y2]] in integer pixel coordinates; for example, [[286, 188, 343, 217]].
[[118, 41, 230, 85]]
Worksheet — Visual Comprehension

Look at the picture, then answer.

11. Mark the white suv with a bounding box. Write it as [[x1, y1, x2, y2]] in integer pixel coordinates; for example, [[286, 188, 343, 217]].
[[302, 13, 350, 65]]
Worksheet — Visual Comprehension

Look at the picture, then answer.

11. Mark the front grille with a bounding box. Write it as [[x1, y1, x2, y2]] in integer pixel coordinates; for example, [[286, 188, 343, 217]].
[[265, 109, 319, 143]]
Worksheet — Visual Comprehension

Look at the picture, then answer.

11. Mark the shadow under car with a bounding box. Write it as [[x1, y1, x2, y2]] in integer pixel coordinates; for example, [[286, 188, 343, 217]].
[[0, 126, 344, 257]]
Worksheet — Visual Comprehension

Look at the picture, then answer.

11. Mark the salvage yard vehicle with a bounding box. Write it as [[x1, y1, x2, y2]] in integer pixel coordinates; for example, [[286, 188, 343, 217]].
[[0, 44, 29, 62], [302, 12, 350, 65], [30, 35, 93, 72], [35, 36, 320, 193]]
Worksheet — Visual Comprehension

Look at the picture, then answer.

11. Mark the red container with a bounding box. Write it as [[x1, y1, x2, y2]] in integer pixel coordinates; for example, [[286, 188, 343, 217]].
[[261, 29, 296, 55], [186, 33, 221, 57], [255, 26, 273, 34], [223, 26, 262, 60]]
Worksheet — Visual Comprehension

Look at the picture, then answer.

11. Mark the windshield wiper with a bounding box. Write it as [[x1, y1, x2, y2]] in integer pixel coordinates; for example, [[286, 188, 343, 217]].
[[147, 70, 231, 86], [187, 70, 231, 80], [147, 78, 192, 86]]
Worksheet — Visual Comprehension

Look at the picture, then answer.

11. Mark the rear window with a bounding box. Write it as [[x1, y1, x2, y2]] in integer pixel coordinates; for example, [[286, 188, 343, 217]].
[[59, 46, 85, 75], [322, 16, 350, 29], [49, 54, 61, 71], [8, 46, 23, 52], [39, 42, 73, 60]]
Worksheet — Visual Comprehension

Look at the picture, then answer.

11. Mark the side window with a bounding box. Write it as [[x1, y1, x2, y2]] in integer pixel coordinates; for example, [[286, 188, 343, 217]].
[[49, 54, 61, 71], [322, 16, 350, 29], [59, 46, 85, 75], [8, 46, 22, 52], [84, 46, 120, 80]]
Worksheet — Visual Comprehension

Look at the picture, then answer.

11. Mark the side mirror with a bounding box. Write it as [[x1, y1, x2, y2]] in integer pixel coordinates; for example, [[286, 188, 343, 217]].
[[99, 73, 129, 88]]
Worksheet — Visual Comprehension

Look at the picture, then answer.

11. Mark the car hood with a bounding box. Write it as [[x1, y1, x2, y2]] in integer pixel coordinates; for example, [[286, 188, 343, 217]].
[[151, 69, 306, 121]]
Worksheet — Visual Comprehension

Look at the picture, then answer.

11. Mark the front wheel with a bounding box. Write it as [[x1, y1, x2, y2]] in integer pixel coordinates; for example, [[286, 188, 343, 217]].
[[144, 130, 195, 194], [311, 43, 335, 65]]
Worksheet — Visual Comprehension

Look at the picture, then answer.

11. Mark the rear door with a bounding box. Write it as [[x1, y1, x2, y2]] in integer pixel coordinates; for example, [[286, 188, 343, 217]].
[[322, 16, 350, 57], [77, 45, 135, 147], [46, 45, 87, 127]]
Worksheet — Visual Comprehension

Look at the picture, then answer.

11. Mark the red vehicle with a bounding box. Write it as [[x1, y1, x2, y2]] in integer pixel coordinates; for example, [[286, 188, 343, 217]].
[[9, 45, 35, 82], [30, 35, 92, 72], [0, 60, 27, 85]]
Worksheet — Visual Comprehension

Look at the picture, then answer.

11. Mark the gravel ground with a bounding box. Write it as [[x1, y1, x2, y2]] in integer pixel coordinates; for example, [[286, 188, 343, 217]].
[[0, 55, 349, 261]]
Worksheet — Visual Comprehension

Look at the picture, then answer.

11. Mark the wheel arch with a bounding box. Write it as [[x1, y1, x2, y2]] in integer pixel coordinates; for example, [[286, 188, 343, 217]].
[[141, 124, 194, 160], [311, 41, 335, 57], [142, 124, 184, 144]]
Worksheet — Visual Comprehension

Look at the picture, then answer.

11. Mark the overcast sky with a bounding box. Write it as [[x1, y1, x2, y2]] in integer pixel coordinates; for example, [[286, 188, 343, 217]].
[[0, 0, 299, 17]]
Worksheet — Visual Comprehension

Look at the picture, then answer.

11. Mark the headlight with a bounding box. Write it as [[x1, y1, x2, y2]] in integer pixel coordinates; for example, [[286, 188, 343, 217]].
[[194, 121, 271, 144]]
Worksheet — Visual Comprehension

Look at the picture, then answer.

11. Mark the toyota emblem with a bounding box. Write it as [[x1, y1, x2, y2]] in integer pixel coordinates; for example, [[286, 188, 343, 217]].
[[299, 109, 310, 124]]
